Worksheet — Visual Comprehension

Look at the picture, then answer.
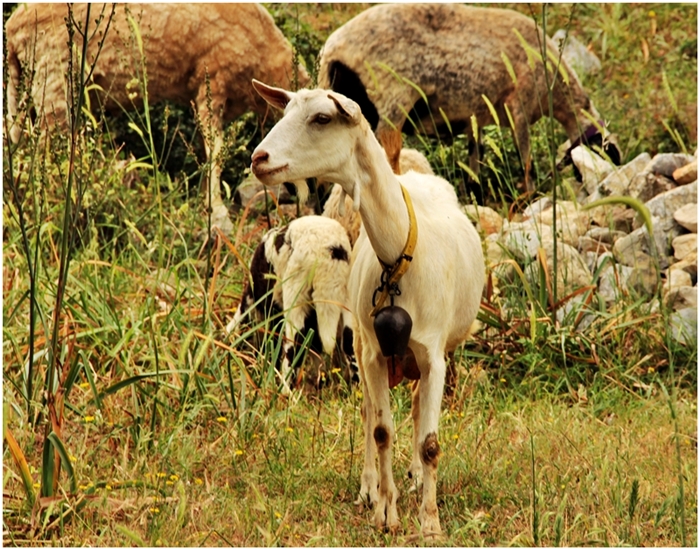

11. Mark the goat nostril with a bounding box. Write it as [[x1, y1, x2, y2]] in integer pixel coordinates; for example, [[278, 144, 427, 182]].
[[251, 150, 268, 166]]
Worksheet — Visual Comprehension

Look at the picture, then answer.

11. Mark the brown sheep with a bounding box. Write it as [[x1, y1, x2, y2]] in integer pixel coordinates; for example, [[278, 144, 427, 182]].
[[5, 3, 310, 234], [318, 3, 620, 193]]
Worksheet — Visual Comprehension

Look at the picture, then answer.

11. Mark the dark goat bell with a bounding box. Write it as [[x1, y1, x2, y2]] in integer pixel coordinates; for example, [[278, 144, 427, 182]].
[[373, 305, 413, 357]]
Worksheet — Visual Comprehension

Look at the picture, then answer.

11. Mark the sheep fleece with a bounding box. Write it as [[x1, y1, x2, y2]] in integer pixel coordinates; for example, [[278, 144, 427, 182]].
[[318, 3, 594, 144], [5, 3, 306, 134]]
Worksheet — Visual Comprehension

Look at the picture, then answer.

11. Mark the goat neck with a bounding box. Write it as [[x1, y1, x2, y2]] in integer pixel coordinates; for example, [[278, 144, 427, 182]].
[[350, 122, 411, 268]]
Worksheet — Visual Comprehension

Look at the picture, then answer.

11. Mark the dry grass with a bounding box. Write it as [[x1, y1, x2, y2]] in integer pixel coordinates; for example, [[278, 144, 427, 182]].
[[3, 371, 696, 546]]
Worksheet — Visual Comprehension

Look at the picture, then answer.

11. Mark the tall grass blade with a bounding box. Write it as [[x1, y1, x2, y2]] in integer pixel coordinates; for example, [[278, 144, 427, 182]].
[[40, 429, 56, 497], [4, 426, 36, 507], [47, 431, 77, 493], [98, 370, 189, 398]]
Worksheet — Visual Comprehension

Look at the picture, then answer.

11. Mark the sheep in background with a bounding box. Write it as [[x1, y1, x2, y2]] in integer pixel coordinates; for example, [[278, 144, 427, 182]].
[[322, 147, 434, 247], [250, 81, 485, 535], [227, 215, 353, 391], [5, 3, 310, 235], [318, 3, 620, 193]]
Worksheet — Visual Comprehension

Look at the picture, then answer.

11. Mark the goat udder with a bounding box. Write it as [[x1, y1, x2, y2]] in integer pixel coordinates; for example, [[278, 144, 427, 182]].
[[388, 350, 420, 388]]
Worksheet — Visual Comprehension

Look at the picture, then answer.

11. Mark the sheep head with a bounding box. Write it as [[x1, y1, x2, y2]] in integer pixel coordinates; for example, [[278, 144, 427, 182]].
[[251, 80, 366, 211]]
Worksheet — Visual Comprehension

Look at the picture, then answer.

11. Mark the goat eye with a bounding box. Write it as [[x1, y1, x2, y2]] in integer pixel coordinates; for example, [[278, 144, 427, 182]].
[[312, 114, 331, 125]]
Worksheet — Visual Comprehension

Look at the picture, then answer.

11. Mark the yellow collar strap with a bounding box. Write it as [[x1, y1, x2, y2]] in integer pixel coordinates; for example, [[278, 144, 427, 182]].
[[370, 184, 418, 317]]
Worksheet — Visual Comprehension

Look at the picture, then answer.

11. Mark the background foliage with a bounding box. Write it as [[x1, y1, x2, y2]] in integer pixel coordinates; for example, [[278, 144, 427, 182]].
[[2, 3, 697, 546]]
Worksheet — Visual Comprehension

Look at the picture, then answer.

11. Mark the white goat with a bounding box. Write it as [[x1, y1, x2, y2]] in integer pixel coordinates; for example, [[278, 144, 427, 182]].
[[5, 3, 310, 234], [250, 81, 485, 535], [227, 215, 352, 391]]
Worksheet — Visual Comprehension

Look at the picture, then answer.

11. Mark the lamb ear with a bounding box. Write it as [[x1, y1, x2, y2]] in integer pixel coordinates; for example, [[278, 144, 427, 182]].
[[328, 93, 362, 124], [337, 192, 346, 217], [252, 79, 293, 111], [352, 181, 361, 212]]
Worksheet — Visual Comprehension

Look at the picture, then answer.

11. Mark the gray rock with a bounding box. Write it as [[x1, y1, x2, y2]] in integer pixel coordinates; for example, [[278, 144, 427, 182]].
[[627, 171, 676, 203], [673, 203, 698, 233], [612, 224, 654, 265], [585, 226, 627, 244], [586, 201, 636, 233], [485, 234, 516, 284], [552, 29, 602, 76], [665, 286, 697, 311], [503, 222, 554, 261], [638, 181, 697, 232], [669, 308, 697, 346], [579, 236, 612, 255], [523, 197, 552, 220], [613, 216, 679, 269], [649, 153, 696, 178], [672, 233, 698, 261], [556, 294, 595, 332], [598, 263, 631, 304], [669, 251, 698, 281], [598, 153, 652, 196], [665, 267, 693, 290], [524, 240, 592, 298], [582, 250, 599, 274], [235, 175, 293, 207], [571, 146, 614, 194], [627, 265, 660, 296], [534, 201, 591, 246]]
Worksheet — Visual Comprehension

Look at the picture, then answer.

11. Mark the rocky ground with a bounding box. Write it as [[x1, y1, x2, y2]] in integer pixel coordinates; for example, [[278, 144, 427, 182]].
[[468, 149, 697, 346]]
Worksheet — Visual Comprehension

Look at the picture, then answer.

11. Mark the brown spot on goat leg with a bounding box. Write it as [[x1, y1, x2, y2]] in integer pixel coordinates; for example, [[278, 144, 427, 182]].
[[374, 425, 390, 450], [421, 432, 440, 467]]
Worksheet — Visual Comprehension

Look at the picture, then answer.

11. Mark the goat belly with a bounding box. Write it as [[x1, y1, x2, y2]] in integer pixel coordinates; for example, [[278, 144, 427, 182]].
[[387, 351, 421, 388]]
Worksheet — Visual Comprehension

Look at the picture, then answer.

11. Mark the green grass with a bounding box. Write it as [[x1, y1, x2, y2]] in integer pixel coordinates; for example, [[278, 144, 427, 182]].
[[3, 3, 697, 547]]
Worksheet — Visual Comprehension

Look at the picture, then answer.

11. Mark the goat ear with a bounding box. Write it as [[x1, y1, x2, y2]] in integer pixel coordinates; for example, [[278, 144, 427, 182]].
[[328, 93, 362, 125], [252, 79, 293, 111]]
